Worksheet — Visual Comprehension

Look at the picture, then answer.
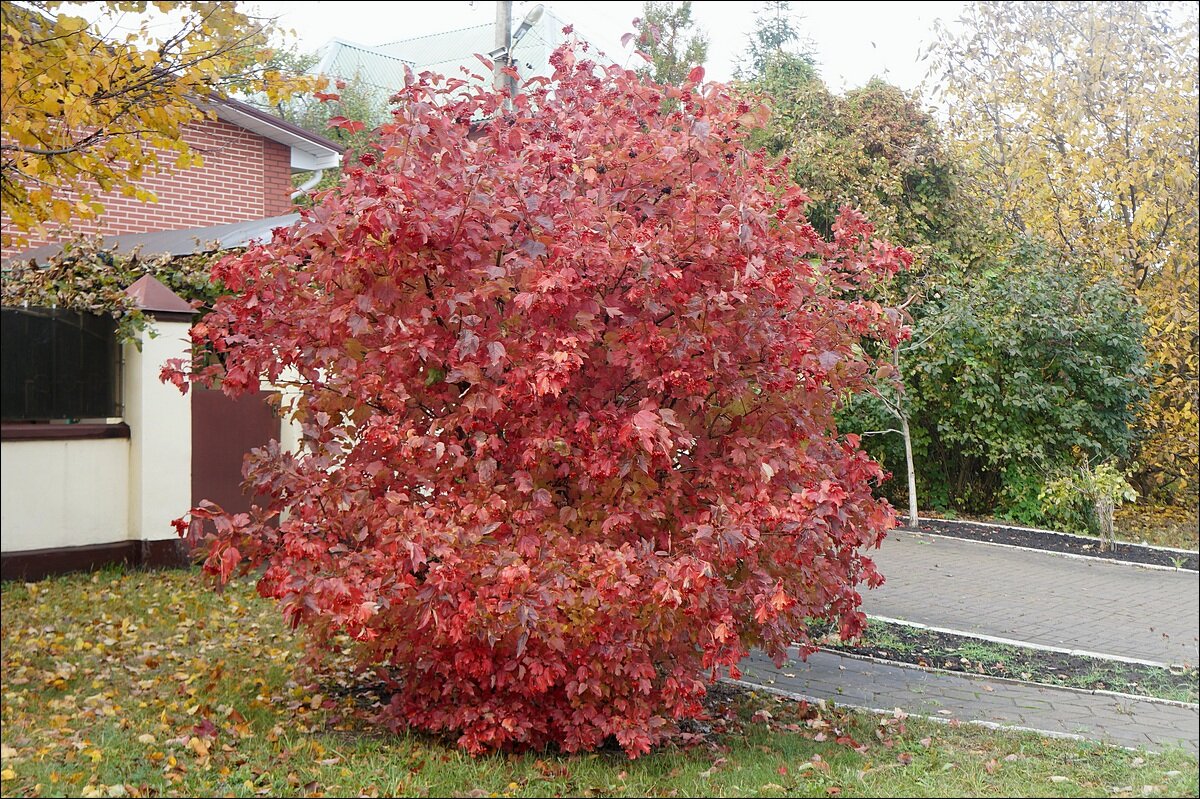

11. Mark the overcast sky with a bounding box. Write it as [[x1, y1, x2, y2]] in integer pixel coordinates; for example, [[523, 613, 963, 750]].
[[248, 1, 967, 96]]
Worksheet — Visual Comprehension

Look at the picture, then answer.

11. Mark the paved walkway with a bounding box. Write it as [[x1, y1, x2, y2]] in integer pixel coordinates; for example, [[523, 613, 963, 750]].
[[736, 649, 1200, 754], [732, 530, 1200, 753], [863, 530, 1200, 666]]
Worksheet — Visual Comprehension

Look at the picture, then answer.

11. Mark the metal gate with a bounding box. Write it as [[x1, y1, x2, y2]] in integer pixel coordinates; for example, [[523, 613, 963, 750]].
[[190, 387, 281, 522]]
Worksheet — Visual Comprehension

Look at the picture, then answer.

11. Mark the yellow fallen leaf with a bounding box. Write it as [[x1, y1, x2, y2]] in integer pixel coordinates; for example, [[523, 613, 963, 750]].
[[137, 734, 156, 745], [1, 767, 16, 781], [187, 736, 210, 758]]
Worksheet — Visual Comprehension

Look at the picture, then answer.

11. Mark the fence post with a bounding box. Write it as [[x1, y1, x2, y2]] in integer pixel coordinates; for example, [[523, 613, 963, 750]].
[[123, 276, 193, 566]]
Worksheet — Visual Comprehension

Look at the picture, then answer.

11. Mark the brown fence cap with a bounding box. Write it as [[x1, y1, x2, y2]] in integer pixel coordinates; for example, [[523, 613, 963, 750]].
[[124, 275, 194, 316]]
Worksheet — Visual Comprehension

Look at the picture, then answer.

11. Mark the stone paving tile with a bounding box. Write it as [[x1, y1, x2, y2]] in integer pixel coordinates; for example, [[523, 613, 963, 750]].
[[737, 648, 1199, 754], [863, 530, 1200, 665]]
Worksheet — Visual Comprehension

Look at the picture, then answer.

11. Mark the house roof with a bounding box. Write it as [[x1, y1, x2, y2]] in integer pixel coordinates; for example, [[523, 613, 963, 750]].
[[3, 214, 301, 266], [312, 38, 416, 95], [206, 96, 344, 173], [124, 274, 194, 315], [313, 7, 610, 96]]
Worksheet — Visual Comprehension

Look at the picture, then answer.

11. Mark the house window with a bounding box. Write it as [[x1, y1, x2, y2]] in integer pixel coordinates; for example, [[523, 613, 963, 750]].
[[1, 307, 121, 422]]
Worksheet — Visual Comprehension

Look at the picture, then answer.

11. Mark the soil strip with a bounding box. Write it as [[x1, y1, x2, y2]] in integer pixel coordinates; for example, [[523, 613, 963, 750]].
[[817, 618, 1198, 704], [902, 517, 1198, 571]]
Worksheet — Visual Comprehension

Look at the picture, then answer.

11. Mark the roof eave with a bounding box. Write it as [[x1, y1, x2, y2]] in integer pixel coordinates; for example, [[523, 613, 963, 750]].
[[205, 98, 344, 173]]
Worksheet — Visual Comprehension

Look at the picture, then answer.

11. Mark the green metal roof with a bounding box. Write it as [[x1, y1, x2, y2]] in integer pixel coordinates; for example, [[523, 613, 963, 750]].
[[312, 8, 610, 96], [312, 38, 415, 95]]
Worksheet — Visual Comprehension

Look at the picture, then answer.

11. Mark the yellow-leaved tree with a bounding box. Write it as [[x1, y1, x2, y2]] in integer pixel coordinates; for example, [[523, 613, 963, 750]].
[[1, 1, 315, 248], [929, 1, 1199, 502]]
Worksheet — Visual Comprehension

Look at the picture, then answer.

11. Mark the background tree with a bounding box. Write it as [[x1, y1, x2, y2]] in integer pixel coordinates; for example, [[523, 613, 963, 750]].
[[166, 45, 909, 756], [929, 1, 1200, 504], [752, 77, 956, 258], [745, 40, 1150, 532], [840, 238, 1147, 532], [739, 0, 815, 81], [0, 1, 315, 248], [747, 66, 956, 525], [261, 48, 390, 195], [633, 1, 708, 86]]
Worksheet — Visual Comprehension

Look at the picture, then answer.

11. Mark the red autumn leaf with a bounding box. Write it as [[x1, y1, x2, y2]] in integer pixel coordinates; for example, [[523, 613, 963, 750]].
[[167, 39, 908, 759], [327, 116, 365, 133], [687, 64, 705, 84], [192, 718, 219, 740]]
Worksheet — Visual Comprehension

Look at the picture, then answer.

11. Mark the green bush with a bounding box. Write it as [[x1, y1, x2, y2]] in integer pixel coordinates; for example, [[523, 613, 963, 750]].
[[843, 240, 1148, 525]]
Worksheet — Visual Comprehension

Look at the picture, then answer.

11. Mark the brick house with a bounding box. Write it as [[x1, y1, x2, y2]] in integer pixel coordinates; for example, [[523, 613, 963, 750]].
[[0, 100, 341, 579], [2, 96, 342, 258]]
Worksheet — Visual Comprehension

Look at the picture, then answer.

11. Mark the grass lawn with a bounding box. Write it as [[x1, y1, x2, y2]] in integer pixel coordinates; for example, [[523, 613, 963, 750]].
[[2, 568, 1196, 798]]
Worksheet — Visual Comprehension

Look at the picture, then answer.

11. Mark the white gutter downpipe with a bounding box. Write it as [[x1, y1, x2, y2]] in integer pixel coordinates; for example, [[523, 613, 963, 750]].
[[290, 169, 324, 201]]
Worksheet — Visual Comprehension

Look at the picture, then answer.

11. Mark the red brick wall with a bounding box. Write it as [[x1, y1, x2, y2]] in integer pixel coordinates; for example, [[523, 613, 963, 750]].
[[262, 138, 293, 217], [2, 118, 296, 258]]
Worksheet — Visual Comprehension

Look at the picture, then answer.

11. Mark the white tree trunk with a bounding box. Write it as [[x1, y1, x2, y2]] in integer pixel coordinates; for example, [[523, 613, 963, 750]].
[[901, 411, 918, 528]]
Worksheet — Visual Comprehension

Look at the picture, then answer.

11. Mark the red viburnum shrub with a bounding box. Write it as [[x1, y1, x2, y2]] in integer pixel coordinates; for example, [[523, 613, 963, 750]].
[[165, 46, 911, 757]]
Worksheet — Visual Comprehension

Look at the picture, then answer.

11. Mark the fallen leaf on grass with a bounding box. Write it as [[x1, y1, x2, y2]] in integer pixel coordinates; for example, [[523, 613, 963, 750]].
[[187, 736, 210, 759], [1050, 775, 1071, 784]]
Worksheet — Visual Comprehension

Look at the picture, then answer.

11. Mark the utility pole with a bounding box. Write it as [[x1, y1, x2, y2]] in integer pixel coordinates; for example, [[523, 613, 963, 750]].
[[494, 0, 513, 104]]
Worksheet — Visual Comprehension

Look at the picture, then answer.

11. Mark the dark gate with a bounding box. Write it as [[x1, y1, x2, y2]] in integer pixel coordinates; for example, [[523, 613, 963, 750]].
[[191, 387, 280, 520]]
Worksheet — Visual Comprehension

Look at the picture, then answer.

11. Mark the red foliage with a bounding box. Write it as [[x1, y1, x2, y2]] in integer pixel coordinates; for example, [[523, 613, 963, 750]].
[[165, 45, 910, 757]]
